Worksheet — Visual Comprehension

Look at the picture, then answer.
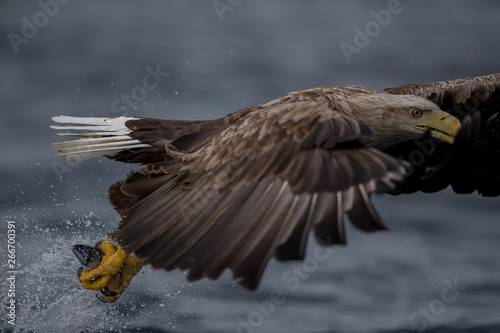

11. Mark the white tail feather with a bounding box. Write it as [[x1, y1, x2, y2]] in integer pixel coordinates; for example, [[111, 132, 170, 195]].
[[51, 116, 150, 162]]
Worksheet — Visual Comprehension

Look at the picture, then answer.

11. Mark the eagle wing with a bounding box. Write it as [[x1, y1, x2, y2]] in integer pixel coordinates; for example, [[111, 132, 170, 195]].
[[113, 102, 406, 290], [384, 73, 500, 196], [384, 73, 500, 121]]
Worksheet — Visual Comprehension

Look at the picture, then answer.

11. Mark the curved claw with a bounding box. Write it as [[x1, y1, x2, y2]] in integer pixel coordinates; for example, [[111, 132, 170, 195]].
[[100, 287, 118, 297]]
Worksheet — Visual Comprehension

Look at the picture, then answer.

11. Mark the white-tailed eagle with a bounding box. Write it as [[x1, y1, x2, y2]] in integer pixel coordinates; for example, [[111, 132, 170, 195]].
[[51, 73, 500, 302]]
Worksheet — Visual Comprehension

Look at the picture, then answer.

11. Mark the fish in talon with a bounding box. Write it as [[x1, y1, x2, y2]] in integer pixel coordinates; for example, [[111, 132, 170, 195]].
[[73, 243, 119, 302], [73, 244, 103, 278]]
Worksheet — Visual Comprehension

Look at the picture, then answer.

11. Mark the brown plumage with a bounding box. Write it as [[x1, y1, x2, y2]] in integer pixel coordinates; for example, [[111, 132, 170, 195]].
[[52, 73, 500, 290]]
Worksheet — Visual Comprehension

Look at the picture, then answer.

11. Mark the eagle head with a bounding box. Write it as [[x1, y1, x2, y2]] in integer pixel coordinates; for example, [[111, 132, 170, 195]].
[[345, 93, 462, 150]]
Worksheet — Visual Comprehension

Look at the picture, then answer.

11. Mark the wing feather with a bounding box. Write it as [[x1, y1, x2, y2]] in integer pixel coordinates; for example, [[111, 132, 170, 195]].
[[313, 192, 345, 245], [113, 102, 406, 289]]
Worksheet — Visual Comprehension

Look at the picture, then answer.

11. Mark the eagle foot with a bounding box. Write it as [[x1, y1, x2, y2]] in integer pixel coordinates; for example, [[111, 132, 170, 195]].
[[73, 239, 143, 303]]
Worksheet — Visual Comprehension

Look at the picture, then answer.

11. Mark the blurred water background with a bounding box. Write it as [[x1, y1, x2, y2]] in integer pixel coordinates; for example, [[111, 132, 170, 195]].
[[1, 1, 500, 332]]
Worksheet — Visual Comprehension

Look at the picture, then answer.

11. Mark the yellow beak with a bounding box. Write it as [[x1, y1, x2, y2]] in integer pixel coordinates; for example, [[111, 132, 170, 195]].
[[414, 110, 461, 144]]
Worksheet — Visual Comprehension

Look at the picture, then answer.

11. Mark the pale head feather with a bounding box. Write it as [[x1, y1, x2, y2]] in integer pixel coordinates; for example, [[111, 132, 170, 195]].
[[340, 93, 444, 150]]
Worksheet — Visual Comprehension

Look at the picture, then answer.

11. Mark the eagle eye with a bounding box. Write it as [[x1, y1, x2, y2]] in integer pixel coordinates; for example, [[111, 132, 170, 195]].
[[410, 108, 423, 118]]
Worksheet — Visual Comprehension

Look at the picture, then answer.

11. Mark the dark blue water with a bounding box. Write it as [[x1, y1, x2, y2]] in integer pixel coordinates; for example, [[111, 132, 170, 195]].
[[1, 1, 500, 332]]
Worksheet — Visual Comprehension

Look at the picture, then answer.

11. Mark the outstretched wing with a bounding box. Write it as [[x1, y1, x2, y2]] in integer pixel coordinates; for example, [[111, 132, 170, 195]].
[[385, 73, 500, 121], [113, 102, 406, 290], [384, 73, 500, 196]]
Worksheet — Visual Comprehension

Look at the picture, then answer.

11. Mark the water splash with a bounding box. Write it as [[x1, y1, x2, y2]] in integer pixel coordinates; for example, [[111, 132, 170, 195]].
[[13, 233, 129, 332], [0, 207, 150, 333]]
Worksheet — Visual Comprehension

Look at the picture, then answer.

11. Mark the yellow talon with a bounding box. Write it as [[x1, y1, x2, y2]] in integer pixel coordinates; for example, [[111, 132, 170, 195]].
[[74, 239, 143, 302], [80, 240, 126, 290], [104, 253, 143, 302]]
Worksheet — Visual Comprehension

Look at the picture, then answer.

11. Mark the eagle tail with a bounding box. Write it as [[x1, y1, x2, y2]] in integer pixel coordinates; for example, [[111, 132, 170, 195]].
[[50, 115, 150, 162]]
